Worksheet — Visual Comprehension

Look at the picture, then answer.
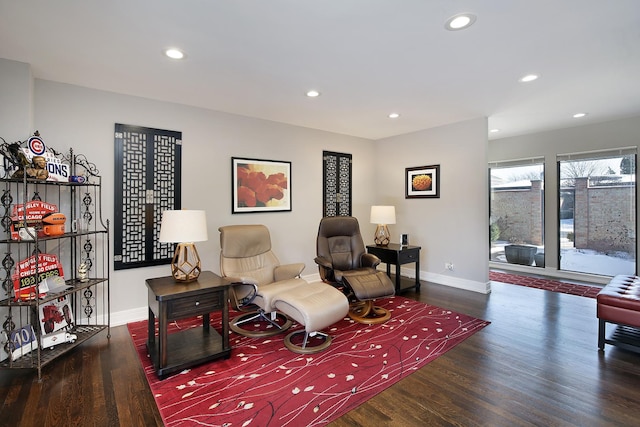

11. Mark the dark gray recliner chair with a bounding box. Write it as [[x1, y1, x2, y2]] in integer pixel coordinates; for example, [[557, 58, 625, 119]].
[[314, 216, 395, 324]]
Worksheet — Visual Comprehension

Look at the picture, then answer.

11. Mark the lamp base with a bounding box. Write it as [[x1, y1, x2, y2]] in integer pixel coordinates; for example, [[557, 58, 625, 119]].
[[374, 224, 391, 246], [171, 242, 202, 283]]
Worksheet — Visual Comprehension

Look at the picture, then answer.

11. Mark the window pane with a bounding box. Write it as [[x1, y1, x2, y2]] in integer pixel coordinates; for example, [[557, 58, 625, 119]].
[[490, 162, 544, 266], [558, 154, 636, 275]]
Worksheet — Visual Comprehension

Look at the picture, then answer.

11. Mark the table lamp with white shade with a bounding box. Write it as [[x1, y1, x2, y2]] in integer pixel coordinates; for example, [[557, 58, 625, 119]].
[[370, 205, 396, 246], [159, 209, 208, 283]]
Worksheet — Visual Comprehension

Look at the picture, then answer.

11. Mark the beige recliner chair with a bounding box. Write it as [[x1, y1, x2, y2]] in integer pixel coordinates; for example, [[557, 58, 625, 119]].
[[219, 224, 304, 337], [219, 224, 349, 353]]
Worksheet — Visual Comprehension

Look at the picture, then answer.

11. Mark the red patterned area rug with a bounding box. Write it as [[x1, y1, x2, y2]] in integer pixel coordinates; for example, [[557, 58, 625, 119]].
[[127, 296, 489, 427], [489, 271, 601, 298]]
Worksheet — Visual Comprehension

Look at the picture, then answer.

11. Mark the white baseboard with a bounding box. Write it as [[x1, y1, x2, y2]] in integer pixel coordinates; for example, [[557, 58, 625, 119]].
[[421, 271, 491, 294], [110, 306, 148, 327], [386, 265, 490, 294], [108, 269, 490, 326], [309, 265, 490, 294], [309, 267, 491, 294]]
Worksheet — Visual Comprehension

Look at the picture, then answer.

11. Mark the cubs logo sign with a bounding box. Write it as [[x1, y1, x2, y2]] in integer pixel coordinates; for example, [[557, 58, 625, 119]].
[[17, 135, 71, 182], [27, 136, 46, 156]]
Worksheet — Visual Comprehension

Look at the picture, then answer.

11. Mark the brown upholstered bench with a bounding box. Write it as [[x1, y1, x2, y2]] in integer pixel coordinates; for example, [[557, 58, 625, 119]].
[[597, 275, 640, 353]]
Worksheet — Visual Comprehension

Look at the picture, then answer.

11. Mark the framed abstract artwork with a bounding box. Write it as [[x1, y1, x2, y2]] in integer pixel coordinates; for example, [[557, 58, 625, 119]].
[[406, 164, 440, 198], [232, 157, 292, 213]]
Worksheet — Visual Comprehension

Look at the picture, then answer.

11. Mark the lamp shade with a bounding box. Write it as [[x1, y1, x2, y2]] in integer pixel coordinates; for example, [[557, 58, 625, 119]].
[[159, 210, 208, 283], [159, 210, 208, 243], [370, 206, 396, 225]]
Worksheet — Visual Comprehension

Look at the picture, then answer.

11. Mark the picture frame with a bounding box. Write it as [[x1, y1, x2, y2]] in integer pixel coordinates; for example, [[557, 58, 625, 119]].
[[38, 295, 74, 335], [406, 164, 440, 199], [232, 157, 292, 213]]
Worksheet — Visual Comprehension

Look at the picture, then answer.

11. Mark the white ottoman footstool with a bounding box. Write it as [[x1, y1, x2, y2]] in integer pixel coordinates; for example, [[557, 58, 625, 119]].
[[273, 282, 349, 354]]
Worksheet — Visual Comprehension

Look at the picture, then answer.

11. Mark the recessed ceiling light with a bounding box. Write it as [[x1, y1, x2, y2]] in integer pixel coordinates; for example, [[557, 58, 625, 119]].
[[573, 112, 588, 118], [445, 13, 477, 31], [306, 90, 320, 97], [388, 113, 400, 119], [165, 48, 185, 60], [519, 74, 539, 83], [489, 128, 501, 133]]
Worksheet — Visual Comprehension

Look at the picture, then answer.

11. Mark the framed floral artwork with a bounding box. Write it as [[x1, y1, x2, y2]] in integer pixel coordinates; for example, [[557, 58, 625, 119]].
[[406, 164, 440, 198], [232, 157, 292, 213]]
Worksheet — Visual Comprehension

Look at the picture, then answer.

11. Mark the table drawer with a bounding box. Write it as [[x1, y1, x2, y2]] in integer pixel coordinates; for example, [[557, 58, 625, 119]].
[[167, 291, 224, 319], [368, 247, 395, 263], [399, 250, 419, 264]]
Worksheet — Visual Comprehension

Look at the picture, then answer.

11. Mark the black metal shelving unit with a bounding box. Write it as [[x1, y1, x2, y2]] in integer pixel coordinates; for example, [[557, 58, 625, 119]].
[[0, 148, 110, 380]]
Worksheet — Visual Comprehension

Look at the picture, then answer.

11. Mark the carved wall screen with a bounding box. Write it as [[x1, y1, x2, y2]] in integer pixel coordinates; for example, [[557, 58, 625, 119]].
[[113, 124, 182, 270], [323, 151, 352, 216]]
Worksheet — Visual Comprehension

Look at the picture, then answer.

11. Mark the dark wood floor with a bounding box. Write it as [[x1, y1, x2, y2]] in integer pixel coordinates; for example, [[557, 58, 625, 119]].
[[2, 278, 640, 426]]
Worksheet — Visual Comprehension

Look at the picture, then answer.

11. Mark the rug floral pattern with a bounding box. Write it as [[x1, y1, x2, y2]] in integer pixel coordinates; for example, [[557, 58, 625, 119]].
[[127, 296, 489, 426]]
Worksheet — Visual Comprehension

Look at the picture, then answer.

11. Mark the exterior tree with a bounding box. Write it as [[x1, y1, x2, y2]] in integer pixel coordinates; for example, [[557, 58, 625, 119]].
[[561, 160, 606, 179], [620, 155, 635, 175]]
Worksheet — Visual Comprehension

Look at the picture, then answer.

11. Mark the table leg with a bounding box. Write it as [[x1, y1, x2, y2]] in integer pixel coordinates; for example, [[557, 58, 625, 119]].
[[415, 258, 421, 291], [159, 303, 167, 369], [148, 307, 155, 344], [203, 313, 210, 331], [222, 288, 230, 351], [395, 262, 401, 293], [598, 319, 605, 350]]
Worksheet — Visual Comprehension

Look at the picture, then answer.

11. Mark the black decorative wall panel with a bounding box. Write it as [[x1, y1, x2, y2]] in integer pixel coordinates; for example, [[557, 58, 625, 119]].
[[324, 154, 338, 217], [113, 124, 181, 270], [323, 151, 352, 217]]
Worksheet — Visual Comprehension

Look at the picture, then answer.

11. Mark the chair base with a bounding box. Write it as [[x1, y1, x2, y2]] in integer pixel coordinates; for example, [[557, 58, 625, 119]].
[[284, 330, 332, 354], [230, 310, 292, 338], [348, 300, 391, 324]]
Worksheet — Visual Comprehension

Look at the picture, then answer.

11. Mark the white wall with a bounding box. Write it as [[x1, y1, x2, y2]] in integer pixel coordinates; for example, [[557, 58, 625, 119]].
[[1, 58, 492, 326], [31, 79, 382, 324], [0, 59, 33, 142], [489, 116, 640, 276], [375, 118, 490, 293]]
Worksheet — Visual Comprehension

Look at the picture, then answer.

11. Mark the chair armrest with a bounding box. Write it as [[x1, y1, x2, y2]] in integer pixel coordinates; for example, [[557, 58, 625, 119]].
[[225, 276, 259, 286], [227, 280, 258, 309], [274, 263, 306, 281], [313, 258, 345, 281], [361, 253, 381, 268], [314, 256, 333, 269]]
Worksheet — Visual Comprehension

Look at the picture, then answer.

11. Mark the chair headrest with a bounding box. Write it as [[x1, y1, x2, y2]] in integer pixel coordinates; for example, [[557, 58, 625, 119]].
[[316, 216, 366, 271], [317, 216, 361, 238], [219, 224, 272, 258]]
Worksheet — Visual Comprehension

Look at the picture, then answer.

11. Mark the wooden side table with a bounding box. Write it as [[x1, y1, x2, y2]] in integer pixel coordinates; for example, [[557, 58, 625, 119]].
[[366, 244, 421, 293], [146, 270, 231, 379]]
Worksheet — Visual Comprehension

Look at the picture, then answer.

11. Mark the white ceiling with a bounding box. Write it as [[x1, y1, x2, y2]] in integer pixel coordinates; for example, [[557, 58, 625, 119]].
[[1, 1, 639, 141]]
